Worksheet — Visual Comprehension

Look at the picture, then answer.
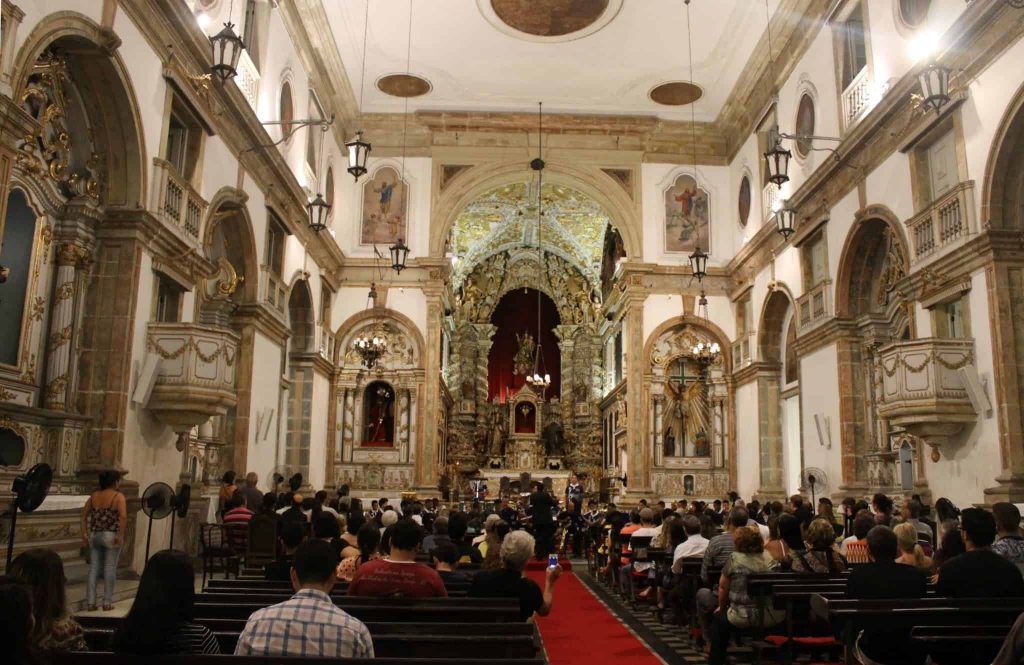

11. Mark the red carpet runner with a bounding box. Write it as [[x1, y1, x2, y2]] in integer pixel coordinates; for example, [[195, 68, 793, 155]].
[[526, 567, 664, 665]]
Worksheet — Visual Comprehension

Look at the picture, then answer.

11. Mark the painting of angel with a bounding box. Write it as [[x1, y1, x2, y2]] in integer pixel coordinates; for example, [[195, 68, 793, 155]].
[[361, 166, 408, 245]]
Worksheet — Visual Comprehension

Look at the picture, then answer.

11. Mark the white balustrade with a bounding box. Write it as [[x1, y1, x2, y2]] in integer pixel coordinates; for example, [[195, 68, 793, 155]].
[[842, 67, 872, 128], [235, 49, 260, 113], [905, 181, 976, 268], [150, 158, 206, 240], [762, 182, 781, 225]]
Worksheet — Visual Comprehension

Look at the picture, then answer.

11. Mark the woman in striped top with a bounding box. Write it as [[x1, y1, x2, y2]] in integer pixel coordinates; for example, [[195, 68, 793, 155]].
[[113, 550, 220, 655]]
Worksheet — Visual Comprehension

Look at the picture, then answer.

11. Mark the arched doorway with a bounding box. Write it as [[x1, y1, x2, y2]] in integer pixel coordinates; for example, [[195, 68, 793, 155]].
[[835, 213, 911, 493]]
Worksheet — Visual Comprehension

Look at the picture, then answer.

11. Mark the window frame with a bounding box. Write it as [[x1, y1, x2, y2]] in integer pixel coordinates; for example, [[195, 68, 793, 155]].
[[153, 271, 186, 323]]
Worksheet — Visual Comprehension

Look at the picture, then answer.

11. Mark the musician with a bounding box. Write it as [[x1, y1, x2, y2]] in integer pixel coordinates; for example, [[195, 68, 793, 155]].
[[498, 498, 519, 528], [583, 500, 604, 554], [565, 473, 584, 512], [528, 482, 558, 559], [469, 477, 488, 502], [558, 500, 585, 558]]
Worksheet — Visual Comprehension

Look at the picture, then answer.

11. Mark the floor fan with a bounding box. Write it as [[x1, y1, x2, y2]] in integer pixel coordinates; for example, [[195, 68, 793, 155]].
[[167, 483, 190, 550], [801, 467, 829, 508], [140, 482, 190, 561], [4, 463, 53, 570]]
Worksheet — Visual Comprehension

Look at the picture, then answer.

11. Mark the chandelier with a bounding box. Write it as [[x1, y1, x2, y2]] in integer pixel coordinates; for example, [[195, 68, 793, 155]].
[[352, 283, 388, 368], [690, 291, 721, 372], [526, 102, 551, 393]]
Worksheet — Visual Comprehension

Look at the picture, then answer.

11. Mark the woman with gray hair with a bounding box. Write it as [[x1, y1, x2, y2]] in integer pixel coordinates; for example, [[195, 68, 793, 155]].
[[468, 530, 562, 621]]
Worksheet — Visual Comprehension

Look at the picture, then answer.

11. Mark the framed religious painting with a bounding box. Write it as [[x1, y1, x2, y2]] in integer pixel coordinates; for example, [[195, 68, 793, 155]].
[[663, 173, 710, 254], [360, 166, 408, 246]]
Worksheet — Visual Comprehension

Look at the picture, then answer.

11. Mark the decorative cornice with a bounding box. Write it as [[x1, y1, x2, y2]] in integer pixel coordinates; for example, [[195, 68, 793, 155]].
[[792, 316, 859, 357], [732, 361, 781, 388], [232, 302, 291, 346]]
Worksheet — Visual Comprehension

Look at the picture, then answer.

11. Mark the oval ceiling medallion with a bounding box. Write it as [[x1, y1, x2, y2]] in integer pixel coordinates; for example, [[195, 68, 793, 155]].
[[376, 74, 432, 98], [649, 81, 703, 106], [478, 0, 623, 43]]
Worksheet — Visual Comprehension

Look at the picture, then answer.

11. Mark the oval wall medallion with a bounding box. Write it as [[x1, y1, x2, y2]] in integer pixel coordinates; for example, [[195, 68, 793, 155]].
[[477, 0, 623, 43], [376, 74, 432, 98], [649, 81, 703, 106]]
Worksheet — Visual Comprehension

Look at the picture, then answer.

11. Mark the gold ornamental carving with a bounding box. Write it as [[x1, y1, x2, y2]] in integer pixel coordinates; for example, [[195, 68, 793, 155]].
[[47, 325, 72, 352], [54, 281, 75, 302], [17, 54, 104, 200]]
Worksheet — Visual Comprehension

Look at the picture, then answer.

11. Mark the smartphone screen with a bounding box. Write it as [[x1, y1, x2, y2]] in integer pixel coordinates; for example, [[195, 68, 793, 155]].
[[548, 553, 559, 569]]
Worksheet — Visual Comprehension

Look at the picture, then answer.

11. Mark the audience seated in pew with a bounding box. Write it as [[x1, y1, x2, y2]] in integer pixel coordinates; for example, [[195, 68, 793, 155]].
[[708, 526, 783, 665], [113, 550, 220, 655], [696, 506, 748, 645], [894, 522, 933, 571], [339, 512, 366, 559], [790, 518, 847, 574], [421, 516, 450, 553], [9, 549, 87, 653], [993, 502, 1024, 574], [348, 518, 447, 598], [671, 515, 708, 570], [449, 511, 483, 565], [840, 510, 876, 564], [235, 540, 373, 658], [469, 530, 561, 622], [480, 520, 511, 571], [312, 512, 344, 558], [337, 523, 381, 582], [2, 575, 42, 665], [846, 525, 929, 665], [931, 523, 966, 581], [432, 541, 470, 585], [223, 491, 255, 527], [936, 507, 1024, 598], [992, 612, 1024, 665], [264, 521, 306, 581]]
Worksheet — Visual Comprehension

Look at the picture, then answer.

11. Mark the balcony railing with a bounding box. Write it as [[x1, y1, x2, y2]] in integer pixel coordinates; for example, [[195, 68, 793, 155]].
[[731, 332, 754, 368], [145, 322, 239, 432], [797, 280, 832, 333], [261, 269, 287, 314], [235, 49, 260, 113], [842, 67, 872, 129], [318, 327, 336, 362], [762, 182, 781, 225], [151, 158, 206, 240], [906, 181, 977, 268], [876, 338, 978, 451]]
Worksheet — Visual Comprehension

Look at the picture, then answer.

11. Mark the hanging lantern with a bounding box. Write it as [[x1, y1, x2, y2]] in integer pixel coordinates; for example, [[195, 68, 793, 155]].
[[346, 130, 371, 181], [389, 238, 410, 274], [763, 138, 792, 187], [917, 61, 950, 115], [209, 21, 245, 83], [688, 245, 709, 283], [776, 203, 797, 240], [307, 193, 330, 233]]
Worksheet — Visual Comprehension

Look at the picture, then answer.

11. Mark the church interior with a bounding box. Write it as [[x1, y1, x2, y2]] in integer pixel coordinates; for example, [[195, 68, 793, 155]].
[[3, 0, 1024, 663]]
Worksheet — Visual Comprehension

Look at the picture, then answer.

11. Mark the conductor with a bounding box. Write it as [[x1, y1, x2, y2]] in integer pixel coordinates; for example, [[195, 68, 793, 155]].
[[528, 482, 557, 560]]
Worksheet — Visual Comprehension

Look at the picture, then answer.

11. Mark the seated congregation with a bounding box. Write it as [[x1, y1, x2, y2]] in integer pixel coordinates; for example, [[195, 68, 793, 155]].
[[588, 493, 1024, 665]]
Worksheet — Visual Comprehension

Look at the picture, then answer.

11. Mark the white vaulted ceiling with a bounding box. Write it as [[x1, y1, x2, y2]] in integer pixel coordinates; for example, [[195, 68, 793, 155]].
[[321, 0, 781, 121]]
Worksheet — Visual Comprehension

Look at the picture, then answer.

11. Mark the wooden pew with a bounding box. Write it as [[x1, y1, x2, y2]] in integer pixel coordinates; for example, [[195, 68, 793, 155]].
[[192, 598, 522, 623], [910, 625, 1010, 665], [81, 630, 538, 658], [53, 655, 545, 665], [810, 594, 1024, 665], [197, 589, 471, 602]]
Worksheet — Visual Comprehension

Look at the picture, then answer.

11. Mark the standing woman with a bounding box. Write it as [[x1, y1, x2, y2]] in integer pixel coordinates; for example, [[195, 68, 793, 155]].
[[80, 469, 127, 611], [217, 471, 237, 518]]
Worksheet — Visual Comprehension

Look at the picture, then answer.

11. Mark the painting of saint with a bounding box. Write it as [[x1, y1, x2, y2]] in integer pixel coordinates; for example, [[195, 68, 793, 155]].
[[360, 167, 408, 245], [664, 174, 710, 254]]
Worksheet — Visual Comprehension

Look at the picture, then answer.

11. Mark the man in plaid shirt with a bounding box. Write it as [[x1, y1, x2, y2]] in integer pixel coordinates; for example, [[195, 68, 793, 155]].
[[235, 540, 373, 657]]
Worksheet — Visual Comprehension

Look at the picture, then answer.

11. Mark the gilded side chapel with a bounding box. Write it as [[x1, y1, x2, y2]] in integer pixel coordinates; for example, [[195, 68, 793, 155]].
[[0, 0, 1022, 586]]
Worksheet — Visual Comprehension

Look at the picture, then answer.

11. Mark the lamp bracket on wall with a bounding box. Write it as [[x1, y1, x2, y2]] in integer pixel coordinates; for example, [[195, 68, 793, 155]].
[[773, 129, 843, 163], [242, 115, 336, 154]]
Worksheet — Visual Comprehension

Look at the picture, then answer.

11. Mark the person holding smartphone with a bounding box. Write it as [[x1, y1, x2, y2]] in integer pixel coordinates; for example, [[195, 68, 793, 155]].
[[469, 530, 562, 621]]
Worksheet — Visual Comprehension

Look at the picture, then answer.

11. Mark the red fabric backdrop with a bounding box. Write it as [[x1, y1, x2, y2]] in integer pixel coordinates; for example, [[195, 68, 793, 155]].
[[488, 288, 560, 402]]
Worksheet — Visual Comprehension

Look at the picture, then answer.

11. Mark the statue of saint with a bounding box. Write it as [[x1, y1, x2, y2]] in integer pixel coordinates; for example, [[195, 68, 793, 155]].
[[513, 332, 536, 377], [663, 379, 710, 457], [542, 420, 565, 458], [486, 403, 507, 458]]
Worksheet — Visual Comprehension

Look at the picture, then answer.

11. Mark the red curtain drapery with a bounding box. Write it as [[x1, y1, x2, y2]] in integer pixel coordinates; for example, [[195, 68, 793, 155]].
[[487, 288, 561, 401]]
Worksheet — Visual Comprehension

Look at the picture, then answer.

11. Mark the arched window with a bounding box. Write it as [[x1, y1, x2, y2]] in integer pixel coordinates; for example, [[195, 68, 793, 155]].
[[363, 381, 395, 447], [279, 81, 294, 140], [898, 0, 930, 29], [738, 175, 751, 227], [795, 93, 816, 158], [0, 189, 37, 366]]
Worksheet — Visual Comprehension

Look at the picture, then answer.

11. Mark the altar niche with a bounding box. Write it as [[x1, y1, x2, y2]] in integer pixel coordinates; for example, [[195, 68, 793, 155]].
[[363, 381, 395, 446]]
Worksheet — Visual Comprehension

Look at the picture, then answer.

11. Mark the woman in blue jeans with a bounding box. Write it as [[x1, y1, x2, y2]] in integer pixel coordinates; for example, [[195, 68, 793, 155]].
[[79, 470, 127, 611]]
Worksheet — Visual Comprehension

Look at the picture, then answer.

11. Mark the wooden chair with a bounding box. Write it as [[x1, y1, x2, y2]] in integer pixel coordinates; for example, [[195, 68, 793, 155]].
[[245, 514, 278, 567], [199, 523, 239, 586]]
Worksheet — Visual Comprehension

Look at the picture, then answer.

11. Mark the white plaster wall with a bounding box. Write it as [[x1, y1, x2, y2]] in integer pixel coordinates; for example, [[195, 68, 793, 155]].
[[734, 381, 759, 500], [924, 268, 1002, 506], [246, 332, 284, 480], [783, 394, 802, 495], [334, 286, 371, 333], [308, 372, 330, 490], [641, 293, 735, 351], [386, 287, 428, 341], [799, 345, 842, 494], [641, 163, 733, 266]]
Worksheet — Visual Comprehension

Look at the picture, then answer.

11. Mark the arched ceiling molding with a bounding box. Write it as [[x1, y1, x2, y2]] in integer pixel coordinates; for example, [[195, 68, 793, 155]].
[[834, 204, 911, 320], [203, 187, 259, 303], [981, 76, 1024, 230], [453, 229, 597, 293], [10, 165, 66, 219], [643, 314, 733, 375], [333, 307, 426, 369], [12, 11, 147, 208], [758, 286, 796, 363], [431, 160, 640, 260]]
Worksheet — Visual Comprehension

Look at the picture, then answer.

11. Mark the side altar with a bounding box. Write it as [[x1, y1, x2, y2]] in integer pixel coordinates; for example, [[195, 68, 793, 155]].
[[482, 385, 568, 471]]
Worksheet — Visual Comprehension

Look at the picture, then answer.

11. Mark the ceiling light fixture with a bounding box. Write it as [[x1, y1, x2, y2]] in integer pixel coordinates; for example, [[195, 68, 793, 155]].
[[209, 0, 245, 83], [916, 61, 951, 115], [690, 291, 721, 372], [346, 1, 373, 181], [775, 201, 797, 240], [526, 102, 551, 393], [353, 254, 388, 369], [389, 0, 414, 275]]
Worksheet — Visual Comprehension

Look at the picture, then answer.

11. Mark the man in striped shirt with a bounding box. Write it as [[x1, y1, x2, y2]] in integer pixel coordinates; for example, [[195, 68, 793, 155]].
[[235, 540, 373, 658]]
